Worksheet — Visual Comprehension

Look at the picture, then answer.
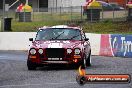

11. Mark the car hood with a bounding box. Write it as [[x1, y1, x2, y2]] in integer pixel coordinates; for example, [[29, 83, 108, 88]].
[[31, 40, 83, 49]]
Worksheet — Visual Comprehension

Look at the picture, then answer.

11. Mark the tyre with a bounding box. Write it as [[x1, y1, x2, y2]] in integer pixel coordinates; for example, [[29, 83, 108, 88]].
[[81, 58, 87, 69], [27, 60, 37, 70], [86, 52, 91, 66]]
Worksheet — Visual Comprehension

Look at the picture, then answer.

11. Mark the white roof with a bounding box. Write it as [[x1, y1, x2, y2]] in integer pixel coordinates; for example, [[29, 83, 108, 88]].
[[39, 25, 82, 30], [51, 25, 69, 28]]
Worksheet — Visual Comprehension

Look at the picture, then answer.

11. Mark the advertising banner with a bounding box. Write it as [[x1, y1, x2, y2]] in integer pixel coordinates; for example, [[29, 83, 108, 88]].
[[100, 34, 132, 58]]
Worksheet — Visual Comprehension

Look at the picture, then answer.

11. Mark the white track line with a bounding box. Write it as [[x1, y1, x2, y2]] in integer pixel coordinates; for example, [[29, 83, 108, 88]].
[[0, 84, 41, 88], [0, 56, 6, 58], [0, 82, 76, 87], [0, 56, 26, 61], [0, 56, 11, 59]]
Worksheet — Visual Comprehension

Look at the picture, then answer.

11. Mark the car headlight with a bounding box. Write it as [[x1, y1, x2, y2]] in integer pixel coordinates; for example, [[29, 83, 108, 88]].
[[67, 49, 72, 54], [74, 48, 81, 55], [30, 48, 36, 55], [38, 48, 43, 54]]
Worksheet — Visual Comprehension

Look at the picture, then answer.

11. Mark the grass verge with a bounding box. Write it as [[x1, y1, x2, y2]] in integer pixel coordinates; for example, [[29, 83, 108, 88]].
[[12, 21, 132, 34]]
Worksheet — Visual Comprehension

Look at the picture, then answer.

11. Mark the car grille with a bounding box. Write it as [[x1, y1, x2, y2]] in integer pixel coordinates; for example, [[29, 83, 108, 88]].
[[45, 48, 65, 58]]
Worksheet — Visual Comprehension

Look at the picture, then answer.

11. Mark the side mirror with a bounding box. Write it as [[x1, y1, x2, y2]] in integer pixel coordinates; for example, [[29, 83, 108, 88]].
[[85, 38, 89, 41], [29, 38, 33, 41]]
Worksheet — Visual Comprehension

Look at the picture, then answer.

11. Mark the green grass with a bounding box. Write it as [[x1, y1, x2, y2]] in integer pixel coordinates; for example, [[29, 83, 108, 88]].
[[12, 21, 132, 34], [10, 11, 132, 34], [12, 21, 65, 32], [83, 22, 132, 34], [12, 12, 86, 32], [31, 12, 85, 22], [82, 21, 132, 34]]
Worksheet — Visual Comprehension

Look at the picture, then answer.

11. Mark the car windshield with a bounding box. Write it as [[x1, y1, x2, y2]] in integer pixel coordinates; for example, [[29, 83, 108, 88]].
[[36, 28, 82, 41]]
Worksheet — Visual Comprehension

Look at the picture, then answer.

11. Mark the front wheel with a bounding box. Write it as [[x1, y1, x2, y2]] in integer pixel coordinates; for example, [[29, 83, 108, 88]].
[[80, 58, 87, 69], [27, 60, 37, 70], [86, 52, 91, 66]]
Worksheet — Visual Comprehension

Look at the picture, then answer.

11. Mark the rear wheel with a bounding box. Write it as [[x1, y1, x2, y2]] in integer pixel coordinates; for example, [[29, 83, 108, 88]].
[[27, 60, 37, 70]]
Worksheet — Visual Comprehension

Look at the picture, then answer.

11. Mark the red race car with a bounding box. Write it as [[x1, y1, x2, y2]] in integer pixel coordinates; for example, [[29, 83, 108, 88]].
[[27, 25, 91, 70]]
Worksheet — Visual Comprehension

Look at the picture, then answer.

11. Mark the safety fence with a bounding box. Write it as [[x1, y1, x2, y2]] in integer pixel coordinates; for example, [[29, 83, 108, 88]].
[[0, 6, 128, 22]]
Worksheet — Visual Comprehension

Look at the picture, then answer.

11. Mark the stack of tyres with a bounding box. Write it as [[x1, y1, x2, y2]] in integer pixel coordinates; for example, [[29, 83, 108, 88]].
[[86, 9, 101, 21], [83, 0, 102, 22], [127, 8, 132, 21], [16, 4, 32, 22], [19, 12, 31, 22]]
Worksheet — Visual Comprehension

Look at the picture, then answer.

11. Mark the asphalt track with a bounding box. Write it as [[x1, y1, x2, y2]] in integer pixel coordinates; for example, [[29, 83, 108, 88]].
[[0, 51, 131, 88]]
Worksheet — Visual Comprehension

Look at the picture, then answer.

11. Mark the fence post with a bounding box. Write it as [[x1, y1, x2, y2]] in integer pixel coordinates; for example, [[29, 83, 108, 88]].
[[90, 9, 93, 22], [81, 6, 83, 21], [0, 19, 1, 32], [60, 7, 61, 21], [24, 11, 25, 22], [51, 7, 53, 16], [71, 6, 73, 21], [32, 10, 34, 21], [112, 7, 115, 21], [125, 6, 127, 21], [101, 8, 103, 21], [42, 11, 43, 21]]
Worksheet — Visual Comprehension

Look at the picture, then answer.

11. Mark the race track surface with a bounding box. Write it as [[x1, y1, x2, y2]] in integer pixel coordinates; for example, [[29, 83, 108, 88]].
[[0, 51, 131, 88]]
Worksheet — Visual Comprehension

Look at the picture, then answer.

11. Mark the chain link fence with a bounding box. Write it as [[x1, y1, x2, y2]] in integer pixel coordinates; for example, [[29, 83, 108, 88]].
[[0, 6, 128, 22]]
